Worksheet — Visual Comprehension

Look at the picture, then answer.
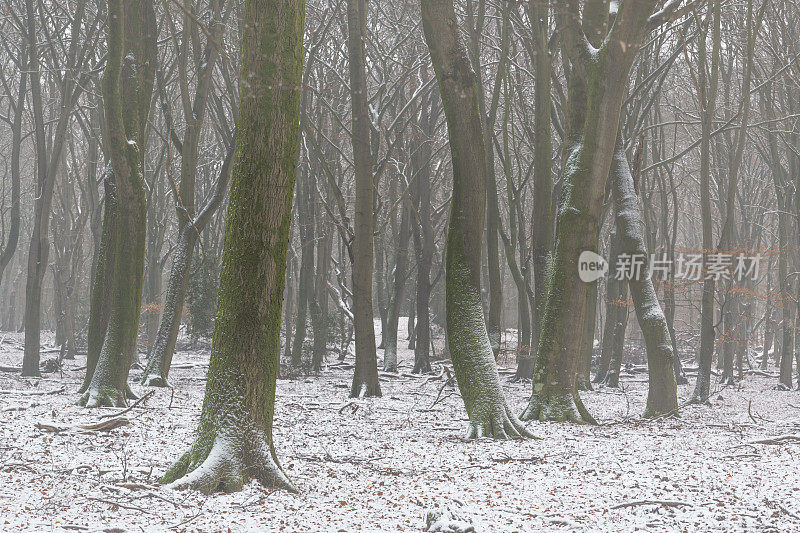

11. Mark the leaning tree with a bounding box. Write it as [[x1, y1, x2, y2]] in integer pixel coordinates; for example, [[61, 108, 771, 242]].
[[421, 0, 532, 439]]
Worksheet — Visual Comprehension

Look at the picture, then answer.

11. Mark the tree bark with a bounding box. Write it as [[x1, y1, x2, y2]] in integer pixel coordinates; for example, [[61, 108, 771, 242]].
[[347, 0, 381, 398], [0, 41, 26, 291], [529, 0, 553, 373], [691, 0, 721, 403], [521, 0, 657, 423], [79, 0, 155, 406], [141, 146, 233, 386], [422, 0, 531, 439], [383, 201, 411, 372], [161, 0, 304, 493], [141, 2, 226, 385], [411, 88, 437, 374], [21, 0, 51, 377], [609, 142, 678, 416]]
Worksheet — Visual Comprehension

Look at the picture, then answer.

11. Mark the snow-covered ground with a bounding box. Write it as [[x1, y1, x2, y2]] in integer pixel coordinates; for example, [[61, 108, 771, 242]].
[[1, 328, 799, 532]]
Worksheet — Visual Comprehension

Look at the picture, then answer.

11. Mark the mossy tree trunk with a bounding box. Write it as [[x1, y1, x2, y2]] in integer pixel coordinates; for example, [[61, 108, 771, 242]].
[[465, 0, 505, 358], [347, 0, 381, 398], [161, 0, 304, 493], [609, 141, 678, 416], [79, 0, 155, 407], [521, 0, 659, 423], [80, 167, 117, 393], [528, 0, 553, 374], [421, 0, 531, 439]]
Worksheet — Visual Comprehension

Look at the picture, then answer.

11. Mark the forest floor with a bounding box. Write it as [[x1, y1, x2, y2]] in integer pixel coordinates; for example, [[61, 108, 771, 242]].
[[1, 325, 800, 532]]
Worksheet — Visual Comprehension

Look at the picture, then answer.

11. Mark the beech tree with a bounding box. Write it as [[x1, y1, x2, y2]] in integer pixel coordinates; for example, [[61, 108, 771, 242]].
[[520, 0, 689, 423], [162, 0, 304, 492], [140, 0, 230, 387], [346, 0, 381, 398], [422, 0, 532, 439], [79, 0, 156, 406]]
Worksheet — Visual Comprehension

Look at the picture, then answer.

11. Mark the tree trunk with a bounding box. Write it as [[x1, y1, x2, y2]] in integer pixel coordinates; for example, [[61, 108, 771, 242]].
[[79, 0, 155, 406], [422, 0, 531, 439], [162, 0, 303, 493], [520, 2, 656, 423], [21, 0, 52, 377], [577, 278, 597, 391], [691, 0, 721, 403], [347, 0, 381, 398], [595, 229, 622, 383], [310, 222, 332, 372], [383, 201, 411, 372], [141, 4, 225, 384], [0, 41, 26, 291], [80, 168, 117, 393], [290, 165, 314, 368], [609, 142, 678, 416], [604, 294, 629, 388], [529, 0, 553, 370], [140, 229, 197, 386], [411, 89, 437, 374]]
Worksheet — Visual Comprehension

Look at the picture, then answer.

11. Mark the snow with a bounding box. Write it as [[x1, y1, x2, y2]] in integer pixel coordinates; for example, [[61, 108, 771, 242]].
[[1, 329, 799, 531]]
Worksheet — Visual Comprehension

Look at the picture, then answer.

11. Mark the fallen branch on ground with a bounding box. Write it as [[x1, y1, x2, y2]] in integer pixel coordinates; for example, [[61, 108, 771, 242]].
[[36, 417, 130, 434], [98, 389, 154, 419], [611, 500, 693, 510], [748, 434, 800, 445], [0, 387, 66, 396]]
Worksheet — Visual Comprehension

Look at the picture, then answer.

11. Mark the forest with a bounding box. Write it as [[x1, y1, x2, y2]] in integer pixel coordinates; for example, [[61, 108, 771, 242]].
[[1, 0, 799, 530]]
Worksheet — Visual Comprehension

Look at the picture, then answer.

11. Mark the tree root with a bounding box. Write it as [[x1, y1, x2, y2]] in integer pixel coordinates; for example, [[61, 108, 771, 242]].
[[519, 391, 597, 424], [77, 386, 126, 408], [465, 404, 537, 440], [140, 373, 170, 387], [163, 438, 296, 494], [686, 394, 712, 406]]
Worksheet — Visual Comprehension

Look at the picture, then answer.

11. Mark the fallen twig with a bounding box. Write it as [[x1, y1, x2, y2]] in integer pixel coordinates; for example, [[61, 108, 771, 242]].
[[765, 498, 800, 520], [36, 417, 130, 433], [86, 496, 155, 514], [611, 500, 693, 510], [338, 400, 359, 414], [0, 387, 66, 396], [748, 434, 800, 445], [98, 389, 154, 419]]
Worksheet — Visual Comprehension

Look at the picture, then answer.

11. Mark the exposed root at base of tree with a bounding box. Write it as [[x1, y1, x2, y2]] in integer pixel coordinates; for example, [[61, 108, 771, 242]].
[[349, 379, 382, 399], [519, 392, 597, 424], [140, 373, 170, 387], [465, 404, 537, 440], [643, 405, 680, 419], [412, 361, 433, 375], [76, 386, 126, 408], [162, 437, 296, 494]]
